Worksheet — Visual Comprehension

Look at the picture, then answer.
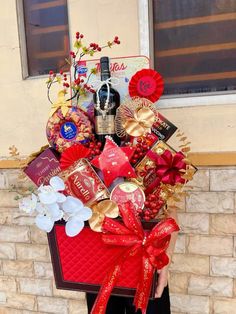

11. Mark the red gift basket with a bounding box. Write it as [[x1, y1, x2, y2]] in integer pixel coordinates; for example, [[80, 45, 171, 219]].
[[48, 220, 158, 298], [13, 29, 197, 314]]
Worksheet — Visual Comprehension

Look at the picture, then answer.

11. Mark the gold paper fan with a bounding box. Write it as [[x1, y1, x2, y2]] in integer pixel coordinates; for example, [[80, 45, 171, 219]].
[[115, 97, 157, 138]]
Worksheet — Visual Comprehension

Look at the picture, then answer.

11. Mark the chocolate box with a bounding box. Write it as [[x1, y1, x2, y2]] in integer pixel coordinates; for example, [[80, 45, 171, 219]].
[[152, 112, 177, 141], [48, 220, 158, 298], [24, 148, 61, 186]]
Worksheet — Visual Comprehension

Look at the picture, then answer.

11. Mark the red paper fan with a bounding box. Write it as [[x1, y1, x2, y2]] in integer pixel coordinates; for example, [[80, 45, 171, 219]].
[[128, 69, 164, 102], [60, 144, 91, 170]]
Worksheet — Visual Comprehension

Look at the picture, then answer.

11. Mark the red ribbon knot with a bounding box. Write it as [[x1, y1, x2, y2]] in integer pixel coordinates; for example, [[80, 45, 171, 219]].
[[91, 202, 179, 314], [142, 235, 147, 246]]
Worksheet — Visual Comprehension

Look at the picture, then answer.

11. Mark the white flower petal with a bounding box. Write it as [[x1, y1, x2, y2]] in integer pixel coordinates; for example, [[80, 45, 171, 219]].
[[37, 184, 44, 193], [54, 210, 64, 221], [47, 202, 59, 211], [63, 212, 70, 222], [62, 196, 83, 214], [38, 191, 57, 205], [76, 207, 92, 221], [50, 176, 65, 192], [35, 202, 46, 214], [19, 194, 37, 214], [56, 192, 67, 203], [35, 214, 54, 232], [65, 217, 84, 237], [47, 203, 64, 221], [19, 200, 30, 213], [31, 193, 38, 204], [37, 185, 53, 194]]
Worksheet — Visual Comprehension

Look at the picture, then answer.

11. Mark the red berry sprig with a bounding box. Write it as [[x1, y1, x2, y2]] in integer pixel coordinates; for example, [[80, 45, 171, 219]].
[[130, 135, 153, 165], [70, 51, 76, 59], [46, 31, 120, 104], [48, 70, 56, 79], [113, 36, 121, 45], [84, 84, 96, 94], [138, 188, 165, 221], [86, 141, 102, 161], [107, 36, 121, 48], [89, 43, 102, 52], [76, 32, 84, 39], [63, 82, 70, 88]]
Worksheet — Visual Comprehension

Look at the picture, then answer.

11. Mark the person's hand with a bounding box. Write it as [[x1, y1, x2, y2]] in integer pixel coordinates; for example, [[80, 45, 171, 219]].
[[155, 263, 169, 298]]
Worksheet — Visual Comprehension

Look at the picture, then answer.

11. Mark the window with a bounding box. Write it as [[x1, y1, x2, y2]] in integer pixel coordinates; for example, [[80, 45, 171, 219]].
[[22, 0, 70, 76], [152, 0, 236, 96]]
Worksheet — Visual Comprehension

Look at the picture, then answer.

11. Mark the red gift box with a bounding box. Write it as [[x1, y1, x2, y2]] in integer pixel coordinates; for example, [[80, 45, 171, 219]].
[[24, 148, 61, 186], [48, 220, 158, 298]]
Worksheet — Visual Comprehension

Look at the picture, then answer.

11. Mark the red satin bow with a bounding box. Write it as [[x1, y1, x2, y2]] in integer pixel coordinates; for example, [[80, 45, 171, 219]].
[[91, 202, 179, 314], [148, 150, 187, 185]]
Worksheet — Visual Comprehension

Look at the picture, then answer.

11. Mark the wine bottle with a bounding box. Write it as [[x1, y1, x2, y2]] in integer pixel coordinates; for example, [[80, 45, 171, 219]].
[[94, 56, 120, 146]]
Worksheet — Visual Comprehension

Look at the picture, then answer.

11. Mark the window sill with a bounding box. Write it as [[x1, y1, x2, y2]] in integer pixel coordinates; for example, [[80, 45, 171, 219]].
[[23, 70, 70, 81], [157, 92, 236, 109]]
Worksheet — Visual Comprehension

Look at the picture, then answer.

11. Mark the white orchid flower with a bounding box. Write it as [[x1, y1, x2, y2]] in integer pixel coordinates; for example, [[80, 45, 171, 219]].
[[18, 176, 92, 237], [47, 203, 64, 221], [35, 202, 46, 214], [19, 193, 38, 213], [34, 202, 64, 233], [35, 214, 54, 232], [65, 216, 85, 237], [38, 176, 66, 205], [62, 196, 92, 237]]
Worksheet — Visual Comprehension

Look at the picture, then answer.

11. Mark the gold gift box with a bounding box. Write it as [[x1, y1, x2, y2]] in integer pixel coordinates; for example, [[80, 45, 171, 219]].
[[131, 141, 196, 191]]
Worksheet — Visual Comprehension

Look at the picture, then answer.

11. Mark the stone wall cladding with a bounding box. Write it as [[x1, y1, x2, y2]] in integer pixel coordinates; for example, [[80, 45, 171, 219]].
[[0, 167, 235, 313], [170, 167, 236, 314]]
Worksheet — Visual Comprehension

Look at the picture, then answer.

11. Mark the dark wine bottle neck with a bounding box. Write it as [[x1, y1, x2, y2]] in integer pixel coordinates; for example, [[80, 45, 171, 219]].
[[101, 72, 111, 81]]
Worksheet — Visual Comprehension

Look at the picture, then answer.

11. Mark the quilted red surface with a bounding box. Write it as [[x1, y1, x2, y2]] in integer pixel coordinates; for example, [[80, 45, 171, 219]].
[[55, 225, 143, 289]]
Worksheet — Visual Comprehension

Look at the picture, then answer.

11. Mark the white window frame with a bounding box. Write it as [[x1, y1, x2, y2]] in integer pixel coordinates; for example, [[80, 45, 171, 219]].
[[16, 0, 30, 79], [138, 0, 236, 108]]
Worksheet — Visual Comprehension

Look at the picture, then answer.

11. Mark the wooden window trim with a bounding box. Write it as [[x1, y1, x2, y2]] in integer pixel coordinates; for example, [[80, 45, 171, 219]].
[[156, 12, 236, 30], [29, 0, 66, 11]]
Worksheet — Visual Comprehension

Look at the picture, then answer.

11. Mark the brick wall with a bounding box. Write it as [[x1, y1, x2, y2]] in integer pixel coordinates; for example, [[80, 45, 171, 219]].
[[0, 167, 235, 314]]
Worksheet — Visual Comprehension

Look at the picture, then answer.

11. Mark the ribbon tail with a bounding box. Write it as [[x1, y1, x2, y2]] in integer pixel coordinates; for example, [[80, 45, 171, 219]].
[[91, 246, 136, 314], [49, 107, 58, 117], [134, 255, 154, 314], [61, 105, 69, 117], [91, 262, 122, 314]]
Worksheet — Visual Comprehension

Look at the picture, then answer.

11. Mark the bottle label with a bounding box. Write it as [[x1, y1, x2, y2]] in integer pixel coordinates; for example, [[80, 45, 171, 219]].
[[95, 115, 115, 135]]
